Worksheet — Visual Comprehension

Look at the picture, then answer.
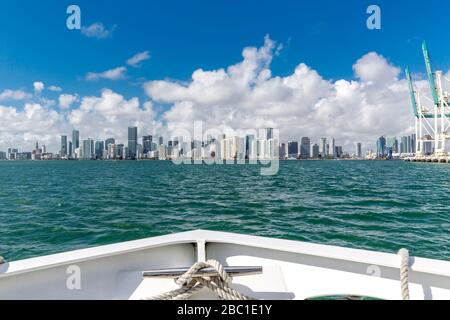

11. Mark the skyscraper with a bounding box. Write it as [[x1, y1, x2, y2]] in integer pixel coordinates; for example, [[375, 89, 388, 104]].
[[105, 138, 115, 150], [335, 146, 343, 158], [82, 139, 95, 160], [246, 135, 255, 159], [386, 137, 397, 156], [300, 137, 311, 159], [377, 136, 386, 157], [329, 138, 336, 158], [312, 144, 320, 158], [128, 127, 138, 159], [401, 136, 408, 154], [407, 136, 412, 154], [266, 128, 274, 140], [68, 141, 73, 158], [279, 143, 287, 159], [287, 141, 299, 158], [60, 135, 68, 157], [320, 138, 327, 158], [72, 130, 80, 150], [95, 141, 104, 159], [142, 135, 152, 154], [356, 143, 362, 158]]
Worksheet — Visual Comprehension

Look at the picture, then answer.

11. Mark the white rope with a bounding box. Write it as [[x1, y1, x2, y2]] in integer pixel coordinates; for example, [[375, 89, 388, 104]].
[[0, 257, 5, 265], [144, 260, 254, 300], [398, 248, 410, 300]]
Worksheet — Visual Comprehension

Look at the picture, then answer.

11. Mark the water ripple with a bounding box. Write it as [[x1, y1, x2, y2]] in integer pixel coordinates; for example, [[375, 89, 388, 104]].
[[0, 160, 449, 261]]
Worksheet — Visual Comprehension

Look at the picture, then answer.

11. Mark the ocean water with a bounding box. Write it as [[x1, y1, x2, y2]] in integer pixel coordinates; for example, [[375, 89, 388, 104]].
[[0, 160, 449, 261]]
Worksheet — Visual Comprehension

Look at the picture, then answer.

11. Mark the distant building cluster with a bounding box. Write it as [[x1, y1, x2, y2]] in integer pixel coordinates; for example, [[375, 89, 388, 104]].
[[373, 134, 429, 159], [0, 127, 363, 161]]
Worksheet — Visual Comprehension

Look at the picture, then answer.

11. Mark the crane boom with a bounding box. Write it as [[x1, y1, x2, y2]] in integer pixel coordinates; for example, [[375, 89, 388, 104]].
[[422, 41, 439, 106], [405, 67, 419, 118]]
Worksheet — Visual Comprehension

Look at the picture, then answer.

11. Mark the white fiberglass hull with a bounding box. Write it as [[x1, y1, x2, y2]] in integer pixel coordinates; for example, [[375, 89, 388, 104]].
[[0, 230, 449, 300]]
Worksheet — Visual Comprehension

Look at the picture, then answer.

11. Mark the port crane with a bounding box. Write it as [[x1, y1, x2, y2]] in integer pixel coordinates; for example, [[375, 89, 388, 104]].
[[406, 41, 450, 158]]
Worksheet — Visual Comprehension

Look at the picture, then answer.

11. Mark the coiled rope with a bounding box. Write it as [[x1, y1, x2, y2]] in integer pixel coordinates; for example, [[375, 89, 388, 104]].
[[144, 259, 254, 300], [398, 248, 410, 300]]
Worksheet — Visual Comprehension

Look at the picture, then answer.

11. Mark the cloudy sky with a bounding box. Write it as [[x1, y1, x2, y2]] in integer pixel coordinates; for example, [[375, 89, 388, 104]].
[[0, 0, 449, 153]]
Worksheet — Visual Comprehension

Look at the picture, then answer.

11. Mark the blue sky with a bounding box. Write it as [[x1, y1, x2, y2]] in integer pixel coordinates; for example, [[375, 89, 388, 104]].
[[1, 0, 448, 101], [0, 0, 449, 152]]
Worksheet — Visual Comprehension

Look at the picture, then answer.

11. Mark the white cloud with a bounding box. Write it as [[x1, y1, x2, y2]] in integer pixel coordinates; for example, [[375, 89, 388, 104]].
[[85, 66, 127, 81], [0, 103, 69, 151], [127, 51, 150, 67], [39, 97, 56, 107], [59, 94, 78, 109], [144, 36, 424, 150], [68, 89, 156, 145], [0, 89, 157, 152], [33, 81, 45, 93], [48, 85, 62, 92], [353, 52, 401, 84], [81, 22, 116, 39], [0, 89, 32, 101]]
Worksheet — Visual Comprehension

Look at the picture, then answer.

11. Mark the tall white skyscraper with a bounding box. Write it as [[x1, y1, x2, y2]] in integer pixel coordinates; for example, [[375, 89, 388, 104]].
[[320, 138, 327, 157], [329, 138, 336, 158], [82, 138, 95, 160]]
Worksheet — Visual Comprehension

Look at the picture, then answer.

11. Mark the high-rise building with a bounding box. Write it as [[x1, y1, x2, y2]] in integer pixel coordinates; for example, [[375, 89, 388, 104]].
[[329, 138, 336, 158], [128, 127, 138, 159], [356, 143, 362, 158], [115, 144, 125, 159], [72, 130, 80, 150], [232, 136, 245, 160], [7, 148, 18, 160], [158, 136, 164, 146], [68, 141, 73, 158], [407, 136, 412, 154], [312, 144, 320, 158], [300, 137, 311, 159], [279, 143, 287, 159], [320, 138, 327, 158], [393, 138, 399, 154], [246, 135, 255, 159], [401, 136, 408, 154], [158, 144, 167, 160], [266, 128, 274, 140], [385, 137, 397, 156], [411, 134, 417, 153], [107, 144, 116, 159], [142, 135, 152, 154], [82, 139, 95, 160], [136, 144, 143, 159], [377, 136, 386, 157], [95, 141, 104, 159], [60, 135, 68, 157], [335, 146, 343, 158], [105, 138, 115, 150], [287, 141, 299, 158]]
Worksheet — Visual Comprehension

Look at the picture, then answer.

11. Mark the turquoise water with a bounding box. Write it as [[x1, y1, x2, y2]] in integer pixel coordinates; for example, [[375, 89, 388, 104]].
[[0, 160, 449, 261]]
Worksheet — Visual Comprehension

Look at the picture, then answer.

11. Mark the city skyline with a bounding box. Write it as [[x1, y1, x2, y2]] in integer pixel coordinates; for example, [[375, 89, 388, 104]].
[[0, 123, 418, 161]]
